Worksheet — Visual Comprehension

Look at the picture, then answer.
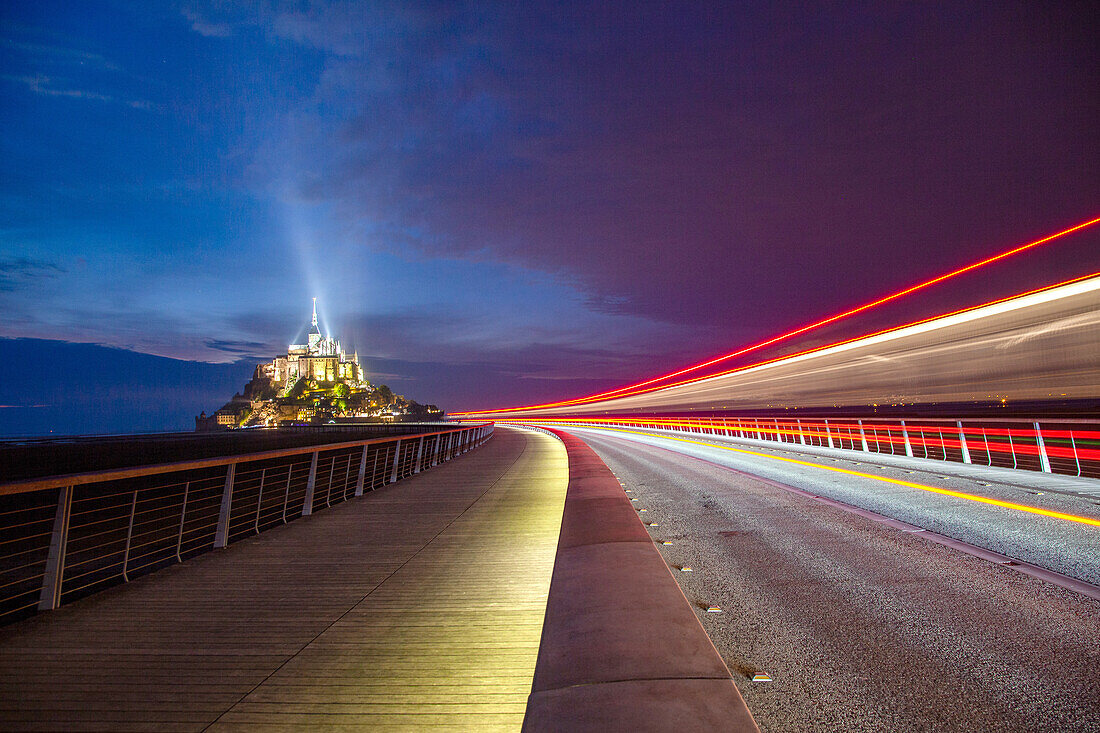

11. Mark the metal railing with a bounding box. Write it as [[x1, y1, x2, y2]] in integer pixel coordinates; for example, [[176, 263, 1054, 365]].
[[508, 416, 1100, 480], [0, 423, 493, 625]]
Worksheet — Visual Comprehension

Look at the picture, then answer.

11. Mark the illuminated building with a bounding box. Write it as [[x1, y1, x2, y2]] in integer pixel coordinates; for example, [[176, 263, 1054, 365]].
[[264, 298, 364, 388]]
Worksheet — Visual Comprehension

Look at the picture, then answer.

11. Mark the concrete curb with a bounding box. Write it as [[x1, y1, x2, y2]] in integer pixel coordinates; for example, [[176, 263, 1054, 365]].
[[522, 428, 759, 732]]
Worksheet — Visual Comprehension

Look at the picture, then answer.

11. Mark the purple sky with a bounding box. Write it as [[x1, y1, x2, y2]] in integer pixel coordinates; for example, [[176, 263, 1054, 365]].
[[1, 2, 1097, 431]]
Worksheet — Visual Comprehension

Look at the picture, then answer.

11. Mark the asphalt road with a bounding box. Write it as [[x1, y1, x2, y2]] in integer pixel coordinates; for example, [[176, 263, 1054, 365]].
[[568, 427, 1100, 733]]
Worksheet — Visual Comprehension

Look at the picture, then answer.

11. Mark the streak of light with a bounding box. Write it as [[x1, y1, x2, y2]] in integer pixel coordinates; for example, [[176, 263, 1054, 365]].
[[459, 269, 1100, 417], [517, 416, 1100, 462], [558, 272, 1100, 411], [453, 215, 1100, 417], [594, 273, 1100, 409], [569, 425, 1100, 528]]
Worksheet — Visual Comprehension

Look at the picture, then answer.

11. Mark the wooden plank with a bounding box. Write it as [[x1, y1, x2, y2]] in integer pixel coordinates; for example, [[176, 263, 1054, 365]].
[[0, 428, 567, 731]]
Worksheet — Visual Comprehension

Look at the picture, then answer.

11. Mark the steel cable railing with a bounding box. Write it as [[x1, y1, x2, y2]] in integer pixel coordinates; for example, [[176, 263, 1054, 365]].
[[514, 416, 1099, 479], [0, 423, 494, 625]]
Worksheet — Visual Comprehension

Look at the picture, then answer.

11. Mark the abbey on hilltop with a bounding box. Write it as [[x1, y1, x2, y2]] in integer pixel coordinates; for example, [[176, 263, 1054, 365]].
[[266, 298, 364, 386], [196, 300, 441, 429]]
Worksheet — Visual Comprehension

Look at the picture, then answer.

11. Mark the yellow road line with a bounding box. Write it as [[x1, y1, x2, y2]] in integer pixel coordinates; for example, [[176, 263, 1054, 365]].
[[585, 425, 1100, 529]]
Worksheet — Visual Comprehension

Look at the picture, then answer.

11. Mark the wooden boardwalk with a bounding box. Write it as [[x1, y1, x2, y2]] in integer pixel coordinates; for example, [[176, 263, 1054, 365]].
[[0, 427, 568, 732]]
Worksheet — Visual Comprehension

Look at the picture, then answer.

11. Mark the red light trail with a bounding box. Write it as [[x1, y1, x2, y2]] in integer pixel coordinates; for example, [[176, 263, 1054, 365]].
[[453, 214, 1100, 417], [536, 270, 1100, 408]]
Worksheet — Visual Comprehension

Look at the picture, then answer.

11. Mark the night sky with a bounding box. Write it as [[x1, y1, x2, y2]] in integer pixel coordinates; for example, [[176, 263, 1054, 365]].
[[2, 2, 1097, 435]]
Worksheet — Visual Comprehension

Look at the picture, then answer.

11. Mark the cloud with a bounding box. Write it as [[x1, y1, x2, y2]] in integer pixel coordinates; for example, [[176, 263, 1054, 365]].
[[6, 73, 113, 102], [204, 338, 272, 356], [2, 39, 121, 70], [0, 338, 255, 436], [4, 73, 155, 110], [0, 257, 65, 292], [180, 7, 236, 37], [249, 1, 1098, 337]]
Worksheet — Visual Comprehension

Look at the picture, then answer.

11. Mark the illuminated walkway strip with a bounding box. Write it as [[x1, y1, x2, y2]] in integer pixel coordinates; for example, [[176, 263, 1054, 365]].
[[575, 425, 1100, 529]]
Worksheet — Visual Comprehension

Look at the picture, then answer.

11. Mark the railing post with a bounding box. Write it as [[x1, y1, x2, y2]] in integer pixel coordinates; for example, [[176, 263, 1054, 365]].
[[281, 468, 293, 523], [121, 489, 138, 581], [957, 421, 972, 464], [858, 420, 870, 452], [796, 419, 806, 445], [176, 480, 190, 562], [354, 445, 369, 496], [414, 436, 426, 474], [341, 457, 352, 500], [390, 439, 402, 482], [254, 468, 266, 533], [1034, 422, 1053, 473], [824, 419, 835, 448], [214, 463, 236, 548], [325, 455, 337, 507], [900, 420, 914, 457], [1069, 430, 1081, 477], [38, 486, 73, 611], [302, 451, 319, 517]]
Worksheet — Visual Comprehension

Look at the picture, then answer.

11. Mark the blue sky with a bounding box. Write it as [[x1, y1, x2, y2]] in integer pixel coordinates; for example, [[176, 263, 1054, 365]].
[[1, 2, 1097, 432]]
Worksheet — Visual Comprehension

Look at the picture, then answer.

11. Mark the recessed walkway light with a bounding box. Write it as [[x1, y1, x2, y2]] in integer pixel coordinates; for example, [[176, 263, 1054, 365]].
[[752, 673, 772, 682]]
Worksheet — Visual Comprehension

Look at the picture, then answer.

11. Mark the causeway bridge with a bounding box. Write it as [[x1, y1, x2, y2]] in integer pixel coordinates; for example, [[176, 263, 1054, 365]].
[[0, 416, 1097, 731]]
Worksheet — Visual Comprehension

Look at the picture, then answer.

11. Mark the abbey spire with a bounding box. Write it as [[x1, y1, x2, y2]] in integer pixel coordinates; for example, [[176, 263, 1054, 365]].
[[307, 296, 322, 351]]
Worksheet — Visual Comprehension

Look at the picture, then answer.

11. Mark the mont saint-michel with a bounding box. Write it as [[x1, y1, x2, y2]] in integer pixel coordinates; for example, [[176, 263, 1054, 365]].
[[197, 300, 441, 429]]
